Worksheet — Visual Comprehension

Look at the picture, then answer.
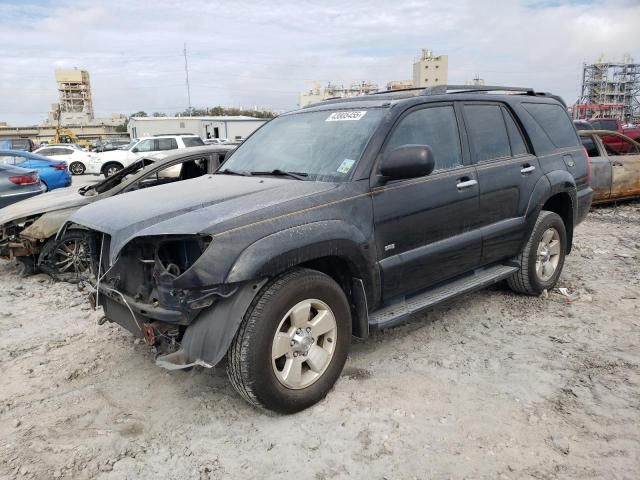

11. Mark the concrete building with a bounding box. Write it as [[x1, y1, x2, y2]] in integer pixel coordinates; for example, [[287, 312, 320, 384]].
[[47, 69, 94, 125], [412, 49, 448, 88], [299, 81, 379, 107], [128, 116, 268, 141]]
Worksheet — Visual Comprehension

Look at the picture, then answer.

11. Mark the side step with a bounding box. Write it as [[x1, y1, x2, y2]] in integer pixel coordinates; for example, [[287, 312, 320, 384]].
[[369, 264, 518, 330]]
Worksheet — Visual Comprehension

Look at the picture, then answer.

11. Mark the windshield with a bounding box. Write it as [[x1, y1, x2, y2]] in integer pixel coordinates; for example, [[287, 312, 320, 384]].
[[219, 108, 387, 181], [121, 139, 138, 150]]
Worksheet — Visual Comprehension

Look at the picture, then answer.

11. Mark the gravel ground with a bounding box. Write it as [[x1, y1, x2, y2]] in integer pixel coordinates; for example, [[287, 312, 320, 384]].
[[0, 201, 639, 479]]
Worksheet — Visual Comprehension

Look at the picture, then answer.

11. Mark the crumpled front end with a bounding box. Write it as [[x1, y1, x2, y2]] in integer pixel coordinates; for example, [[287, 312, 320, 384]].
[[90, 232, 265, 370]]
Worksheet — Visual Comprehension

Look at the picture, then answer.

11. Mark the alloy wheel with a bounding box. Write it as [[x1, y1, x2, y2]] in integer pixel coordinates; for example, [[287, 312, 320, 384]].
[[536, 227, 561, 281], [52, 238, 91, 274], [271, 299, 338, 389]]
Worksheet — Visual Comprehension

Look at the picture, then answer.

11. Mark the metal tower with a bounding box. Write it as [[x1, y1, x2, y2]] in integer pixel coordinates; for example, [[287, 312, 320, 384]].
[[574, 55, 640, 123]]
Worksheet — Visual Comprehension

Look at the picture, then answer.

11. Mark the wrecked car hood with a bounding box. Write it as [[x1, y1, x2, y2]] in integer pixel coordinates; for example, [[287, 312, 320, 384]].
[[68, 175, 339, 263], [0, 186, 91, 225]]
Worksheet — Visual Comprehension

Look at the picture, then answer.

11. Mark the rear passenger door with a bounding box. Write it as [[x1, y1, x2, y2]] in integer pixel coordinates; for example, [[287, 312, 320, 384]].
[[463, 103, 542, 265], [372, 103, 481, 300]]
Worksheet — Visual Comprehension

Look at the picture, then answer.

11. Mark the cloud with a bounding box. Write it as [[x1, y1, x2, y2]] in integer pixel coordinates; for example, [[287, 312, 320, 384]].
[[0, 0, 638, 124]]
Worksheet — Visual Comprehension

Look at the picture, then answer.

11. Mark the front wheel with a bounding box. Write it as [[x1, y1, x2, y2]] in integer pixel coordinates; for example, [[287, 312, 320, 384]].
[[227, 268, 351, 413], [507, 210, 567, 295]]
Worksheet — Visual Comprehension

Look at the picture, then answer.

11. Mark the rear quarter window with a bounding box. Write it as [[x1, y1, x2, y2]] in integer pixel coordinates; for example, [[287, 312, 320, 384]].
[[521, 103, 579, 149], [182, 137, 204, 147]]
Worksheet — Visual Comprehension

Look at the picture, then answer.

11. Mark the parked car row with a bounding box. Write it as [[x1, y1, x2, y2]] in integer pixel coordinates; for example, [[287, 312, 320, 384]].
[[2, 87, 639, 413]]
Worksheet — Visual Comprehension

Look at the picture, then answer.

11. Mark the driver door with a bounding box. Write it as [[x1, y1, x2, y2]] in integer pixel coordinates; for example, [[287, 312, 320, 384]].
[[372, 103, 481, 301]]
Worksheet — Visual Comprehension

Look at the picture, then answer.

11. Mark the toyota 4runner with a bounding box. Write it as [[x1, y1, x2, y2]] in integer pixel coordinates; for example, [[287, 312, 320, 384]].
[[67, 85, 592, 413]]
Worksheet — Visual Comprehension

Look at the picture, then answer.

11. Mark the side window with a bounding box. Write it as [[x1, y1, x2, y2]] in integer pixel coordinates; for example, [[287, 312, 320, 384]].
[[600, 135, 640, 156], [38, 148, 55, 156], [157, 138, 178, 150], [463, 104, 511, 162], [135, 139, 155, 152], [385, 105, 463, 171], [502, 108, 529, 156], [521, 103, 579, 148], [60, 148, 75, 155], [581, 136, 601, 157]]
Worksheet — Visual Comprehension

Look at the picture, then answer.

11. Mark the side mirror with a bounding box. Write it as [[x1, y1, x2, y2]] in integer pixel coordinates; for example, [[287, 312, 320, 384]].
[[380, 145, 435, 180], [131, 147, 139, 153]]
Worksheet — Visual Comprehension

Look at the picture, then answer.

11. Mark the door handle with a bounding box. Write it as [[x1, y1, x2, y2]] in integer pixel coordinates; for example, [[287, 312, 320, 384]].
[[521, 165, 536, 174], [611, 161, 623, 167], [456, 178, 478, 190]]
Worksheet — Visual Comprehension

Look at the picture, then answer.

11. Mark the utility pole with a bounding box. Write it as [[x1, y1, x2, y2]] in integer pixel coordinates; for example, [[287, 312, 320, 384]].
[[184, 43, 192, 116]]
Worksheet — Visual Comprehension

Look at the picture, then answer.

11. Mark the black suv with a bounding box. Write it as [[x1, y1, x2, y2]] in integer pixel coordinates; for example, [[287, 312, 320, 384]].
[[68, 85, 592, 413]]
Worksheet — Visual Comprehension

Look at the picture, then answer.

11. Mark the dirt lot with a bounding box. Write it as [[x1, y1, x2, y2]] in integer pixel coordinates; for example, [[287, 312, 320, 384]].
[[1, 202, 639, 480]]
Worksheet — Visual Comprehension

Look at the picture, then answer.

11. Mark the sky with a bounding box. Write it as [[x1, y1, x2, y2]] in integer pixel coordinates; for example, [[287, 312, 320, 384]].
[[0, 0, 639, 125]]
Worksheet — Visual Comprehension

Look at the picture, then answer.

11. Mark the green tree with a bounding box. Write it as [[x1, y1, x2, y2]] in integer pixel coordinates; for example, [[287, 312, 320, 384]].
[[131, 111, 148, 118]]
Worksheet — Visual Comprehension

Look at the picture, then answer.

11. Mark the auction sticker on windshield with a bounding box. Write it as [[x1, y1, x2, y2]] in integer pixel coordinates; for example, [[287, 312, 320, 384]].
[[337, 159, 355, 174], [326, 111, 367, 122]]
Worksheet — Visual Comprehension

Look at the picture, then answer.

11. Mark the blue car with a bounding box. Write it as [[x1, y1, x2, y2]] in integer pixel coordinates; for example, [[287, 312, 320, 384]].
[[0, 150, 71, 191]]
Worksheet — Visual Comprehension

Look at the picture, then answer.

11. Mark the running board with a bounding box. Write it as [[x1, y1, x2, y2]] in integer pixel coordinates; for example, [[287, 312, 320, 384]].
[[369, 264, 518, 330]]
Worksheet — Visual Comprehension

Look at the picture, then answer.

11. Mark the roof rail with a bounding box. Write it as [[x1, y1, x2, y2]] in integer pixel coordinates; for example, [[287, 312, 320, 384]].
[[422, 85, 535, 95]]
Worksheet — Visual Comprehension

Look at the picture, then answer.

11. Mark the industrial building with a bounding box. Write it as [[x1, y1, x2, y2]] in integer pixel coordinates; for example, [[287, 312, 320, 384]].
[[47, 69, 94, 125], [127, 116, 267, 141], [0, 68, 126, 143], [574, 55, 640, 122], [299, 81, 379, 107]]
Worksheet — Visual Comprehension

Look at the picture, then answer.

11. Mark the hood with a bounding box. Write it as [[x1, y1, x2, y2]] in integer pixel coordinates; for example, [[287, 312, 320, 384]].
[[0, 186, 90, 225], [69, 174, 339, 263]]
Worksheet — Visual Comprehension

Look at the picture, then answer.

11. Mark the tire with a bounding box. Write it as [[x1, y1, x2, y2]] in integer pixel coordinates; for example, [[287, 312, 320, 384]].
[[69, 162, 85, 175], [227, 268, 351, 414], [38, 230, 92, 280], [102, 163, 123, 177], [507, 210, 567, 295]]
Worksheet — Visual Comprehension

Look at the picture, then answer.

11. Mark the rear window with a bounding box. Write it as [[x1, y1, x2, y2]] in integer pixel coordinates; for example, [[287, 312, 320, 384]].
[[521, 103, 578, 149], [11, 139, 30, 150], [182, 137, 204, 147]]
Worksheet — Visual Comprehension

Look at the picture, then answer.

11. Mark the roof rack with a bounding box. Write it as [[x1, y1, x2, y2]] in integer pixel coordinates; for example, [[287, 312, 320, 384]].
[[424, 84, 535, 95], [307, 84, 566, 107]]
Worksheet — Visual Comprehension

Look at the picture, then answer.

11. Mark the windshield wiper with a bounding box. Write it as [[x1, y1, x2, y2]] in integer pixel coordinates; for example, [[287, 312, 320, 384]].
[[217, 169, 252, 177], [250, 169, 309, 180]]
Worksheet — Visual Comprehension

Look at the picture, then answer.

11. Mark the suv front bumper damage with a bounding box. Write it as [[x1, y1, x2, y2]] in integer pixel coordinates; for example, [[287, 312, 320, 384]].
[[96, 278, 267, 370]]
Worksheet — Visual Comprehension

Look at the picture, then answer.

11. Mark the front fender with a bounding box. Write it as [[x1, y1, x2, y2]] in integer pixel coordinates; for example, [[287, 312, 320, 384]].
[[226, 220, 375, 287]]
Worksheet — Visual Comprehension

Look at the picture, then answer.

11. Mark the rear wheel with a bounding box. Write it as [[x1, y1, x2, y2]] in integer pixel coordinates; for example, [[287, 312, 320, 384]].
[[69, 162, 85, 175], [508, 210, 567, 295], [227, 268, 351, 413], [102, 163, 123, 177]]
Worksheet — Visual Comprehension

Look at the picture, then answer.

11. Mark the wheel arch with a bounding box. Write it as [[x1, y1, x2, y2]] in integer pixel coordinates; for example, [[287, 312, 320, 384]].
[[524, 171, 577, 254], [224, 220, 378, 339]]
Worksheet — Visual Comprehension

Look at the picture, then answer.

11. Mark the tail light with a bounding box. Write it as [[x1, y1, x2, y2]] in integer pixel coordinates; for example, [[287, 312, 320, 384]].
[[51, 163, 67, 170], [9, 173, 40, 185], [582, 146, 591, 183]]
